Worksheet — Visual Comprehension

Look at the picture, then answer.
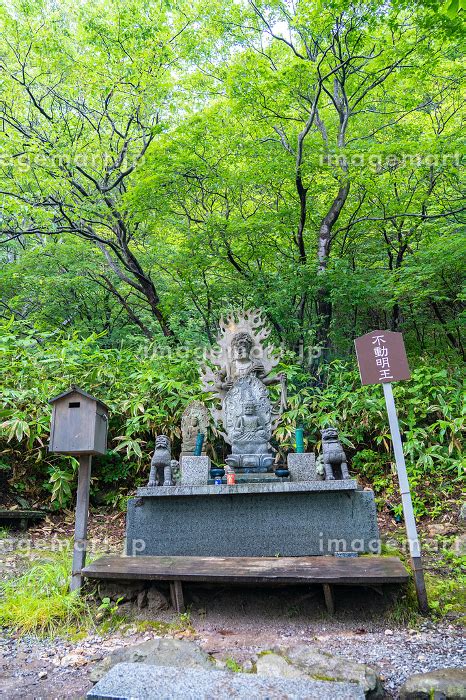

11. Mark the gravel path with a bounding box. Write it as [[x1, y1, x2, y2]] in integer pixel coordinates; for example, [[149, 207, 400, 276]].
[[1, 589, 464, 699], [301, 624, 465, 695], [1, 516, 464, 698]]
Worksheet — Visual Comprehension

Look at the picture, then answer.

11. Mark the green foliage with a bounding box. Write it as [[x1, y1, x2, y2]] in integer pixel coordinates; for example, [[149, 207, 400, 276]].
[[423, 535, 466, 618], [95, 596, 127, 630], [98, 596, 124, 616], [382, 532, 466, 622], [0, 317, 463, 517], [225, 658, 243, 672], [444, 0, 466, 17], [178, 610, 193, 630], [0, 319, 203, 506], [0, 549, 92, 637], [1, 0, 464, 355], [277, 359, 464, 517], [426, 572, 466, 618]]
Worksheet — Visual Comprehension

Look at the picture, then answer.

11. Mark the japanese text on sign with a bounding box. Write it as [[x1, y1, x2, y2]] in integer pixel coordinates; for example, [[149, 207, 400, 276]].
[[354, 330, 411, 386], [371, 334, 394, 380]]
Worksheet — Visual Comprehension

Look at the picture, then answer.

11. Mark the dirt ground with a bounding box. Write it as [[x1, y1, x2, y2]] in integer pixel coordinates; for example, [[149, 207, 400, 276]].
[[0, 511, 464, 700]]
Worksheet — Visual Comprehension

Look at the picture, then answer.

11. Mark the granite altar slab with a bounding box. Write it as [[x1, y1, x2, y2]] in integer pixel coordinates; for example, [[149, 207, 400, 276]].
[[136, 480, 358, 497]]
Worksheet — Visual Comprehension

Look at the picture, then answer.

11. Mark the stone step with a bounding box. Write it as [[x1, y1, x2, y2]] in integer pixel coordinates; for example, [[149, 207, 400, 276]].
[[87, 662, 365, 700]]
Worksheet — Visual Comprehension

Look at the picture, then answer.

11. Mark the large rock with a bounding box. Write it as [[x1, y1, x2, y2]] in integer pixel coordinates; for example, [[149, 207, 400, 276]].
[[87, 662, 365, 699], [89, 638, 215, 683], [399, 667, 466, 699], [256, 653, 305, 679], [453, 534, 466, 556], [256, 646, 383, 699], [97, 580, 145, 603], [136, 586, 169, 612]]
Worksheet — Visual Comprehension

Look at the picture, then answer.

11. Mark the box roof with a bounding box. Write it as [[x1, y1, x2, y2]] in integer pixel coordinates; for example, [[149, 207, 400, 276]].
[[49, 385, 109, 411]]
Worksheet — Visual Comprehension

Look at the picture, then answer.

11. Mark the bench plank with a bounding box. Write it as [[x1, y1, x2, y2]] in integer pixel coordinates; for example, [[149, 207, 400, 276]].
[[0, 509, 47, 520], [82, 554, 409, 585]]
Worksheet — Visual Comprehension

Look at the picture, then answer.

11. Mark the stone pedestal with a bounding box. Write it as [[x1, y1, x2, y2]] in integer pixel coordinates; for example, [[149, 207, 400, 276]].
[[180, 455, 210, 486], [126, 481, 379, 557], [287, 452, 319, 481]]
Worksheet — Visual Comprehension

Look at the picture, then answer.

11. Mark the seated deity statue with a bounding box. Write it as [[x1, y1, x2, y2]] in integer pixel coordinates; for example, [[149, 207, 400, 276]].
[[232, 400, 269, 455], [233, 401, 267, 442]]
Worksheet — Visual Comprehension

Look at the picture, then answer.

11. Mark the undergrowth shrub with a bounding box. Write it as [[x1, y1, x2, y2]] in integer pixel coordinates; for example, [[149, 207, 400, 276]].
[[0, 548, 92, 636]]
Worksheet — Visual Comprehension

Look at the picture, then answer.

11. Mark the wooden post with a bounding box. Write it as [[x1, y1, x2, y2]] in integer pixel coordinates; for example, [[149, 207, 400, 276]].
[[70, 455, 92, 592], [382, 383, 429, 613], [322, 583, 335, 615], [169, 580, 185, 613]]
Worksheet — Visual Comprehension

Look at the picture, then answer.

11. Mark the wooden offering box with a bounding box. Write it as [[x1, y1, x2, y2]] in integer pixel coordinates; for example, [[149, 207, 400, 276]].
[[49, 387, 108, 455]]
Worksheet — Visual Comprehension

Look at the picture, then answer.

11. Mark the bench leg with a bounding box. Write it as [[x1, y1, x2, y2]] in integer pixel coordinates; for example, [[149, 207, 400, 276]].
[[323, 584, 335, 615], [170, 580, 185, 613]]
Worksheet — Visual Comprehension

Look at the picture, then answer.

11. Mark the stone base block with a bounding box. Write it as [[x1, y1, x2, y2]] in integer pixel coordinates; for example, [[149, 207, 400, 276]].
[[87, 662, 364, 700], [287, 452, 319, 481], [225, 453, 274, 472], [180, 455, 210, 486], [126, 488, 380, 557]]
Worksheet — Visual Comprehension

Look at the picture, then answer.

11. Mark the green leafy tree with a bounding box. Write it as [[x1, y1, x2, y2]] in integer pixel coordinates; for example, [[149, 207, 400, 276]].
[[0, 0, 202, 337]]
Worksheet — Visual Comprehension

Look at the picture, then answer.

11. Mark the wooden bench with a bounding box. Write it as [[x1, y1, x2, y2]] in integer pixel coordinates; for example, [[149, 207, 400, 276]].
[[82, 554, 409, 614], [0, 509, 47, 531]]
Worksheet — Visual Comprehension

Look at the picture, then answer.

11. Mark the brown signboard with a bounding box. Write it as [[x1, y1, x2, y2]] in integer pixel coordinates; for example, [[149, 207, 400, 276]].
[[354, 330, 411, 385]]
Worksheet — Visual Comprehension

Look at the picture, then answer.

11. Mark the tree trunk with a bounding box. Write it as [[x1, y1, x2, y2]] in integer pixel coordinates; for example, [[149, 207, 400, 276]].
[[316, 180, 350, 349]]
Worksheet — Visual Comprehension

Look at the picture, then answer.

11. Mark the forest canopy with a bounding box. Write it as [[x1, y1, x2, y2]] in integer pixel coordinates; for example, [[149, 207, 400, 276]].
[[0, 0, 464, 513]]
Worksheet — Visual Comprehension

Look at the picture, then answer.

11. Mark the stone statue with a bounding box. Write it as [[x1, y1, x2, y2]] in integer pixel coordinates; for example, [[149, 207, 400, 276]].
[[163, 460, 178, 487], [148, 436, 179, 487], [321, 427, 350, 480], [181, 401, 209, 455], [201, 310, 286, 472], [232, 399, 269, 454]]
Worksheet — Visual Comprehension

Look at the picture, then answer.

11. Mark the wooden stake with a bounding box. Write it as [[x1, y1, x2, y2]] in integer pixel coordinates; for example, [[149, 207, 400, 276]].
[[70, 454, 92, 592]]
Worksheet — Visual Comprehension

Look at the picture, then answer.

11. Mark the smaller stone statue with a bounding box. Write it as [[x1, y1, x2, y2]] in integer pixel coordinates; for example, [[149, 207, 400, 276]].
[[163, 460, 178, 487], [321, 427, 350, 480], [181, 401, 209, 455], [315, 454, 325, 480], [148, 435, 179, 486]]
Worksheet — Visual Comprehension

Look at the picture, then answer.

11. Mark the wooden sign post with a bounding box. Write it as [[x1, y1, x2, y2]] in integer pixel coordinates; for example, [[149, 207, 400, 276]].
[[354, 331, 428, 613], [49, 387, 109, 592]]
